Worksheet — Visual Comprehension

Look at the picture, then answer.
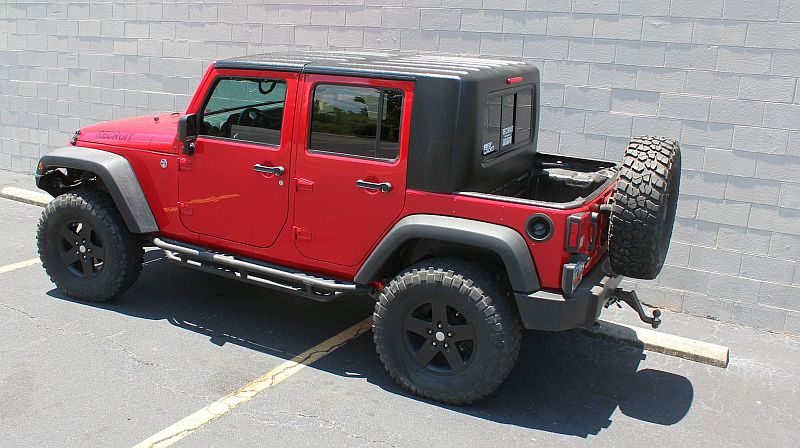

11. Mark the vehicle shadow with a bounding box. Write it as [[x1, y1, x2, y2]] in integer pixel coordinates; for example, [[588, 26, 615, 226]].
[[46, 253, 693, 438]]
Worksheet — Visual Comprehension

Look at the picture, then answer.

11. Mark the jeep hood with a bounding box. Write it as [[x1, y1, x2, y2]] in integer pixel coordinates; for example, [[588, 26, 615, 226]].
[[76, 113, 182, 153]]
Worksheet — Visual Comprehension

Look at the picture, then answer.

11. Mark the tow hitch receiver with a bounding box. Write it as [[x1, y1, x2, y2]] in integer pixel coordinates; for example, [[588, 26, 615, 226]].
[[608, 289, 662, 328]]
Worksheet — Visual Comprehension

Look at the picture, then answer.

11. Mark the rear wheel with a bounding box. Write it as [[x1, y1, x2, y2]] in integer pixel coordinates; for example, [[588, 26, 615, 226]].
[[37, 189, 143, 302], [373, 259, 521, 405]]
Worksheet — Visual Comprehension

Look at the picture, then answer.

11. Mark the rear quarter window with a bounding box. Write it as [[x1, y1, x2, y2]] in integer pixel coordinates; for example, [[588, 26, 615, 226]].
[[482, 87, 534, 161]]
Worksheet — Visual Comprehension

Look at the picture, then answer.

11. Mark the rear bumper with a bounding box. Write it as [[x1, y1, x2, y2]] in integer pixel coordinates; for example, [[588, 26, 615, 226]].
[[513, 256, 621, 331]]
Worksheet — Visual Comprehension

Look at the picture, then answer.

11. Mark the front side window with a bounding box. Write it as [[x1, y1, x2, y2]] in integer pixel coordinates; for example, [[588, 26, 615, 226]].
[[482, 87, 534, 160], [309, 84, 403, 161], [200, 78, 286, 146]]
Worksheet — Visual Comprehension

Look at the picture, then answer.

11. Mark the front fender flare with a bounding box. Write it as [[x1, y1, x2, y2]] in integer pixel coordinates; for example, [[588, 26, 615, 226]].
[[355, 215, 539, 292], [37, 146, 159, 234]]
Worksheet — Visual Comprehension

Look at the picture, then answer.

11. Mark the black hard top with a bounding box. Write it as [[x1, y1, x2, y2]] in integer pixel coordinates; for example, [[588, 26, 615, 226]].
[[213, 50, 529, 81]]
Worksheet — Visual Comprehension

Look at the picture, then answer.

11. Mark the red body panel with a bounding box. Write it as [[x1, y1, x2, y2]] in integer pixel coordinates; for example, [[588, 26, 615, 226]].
[[72, 63, 614, 293]]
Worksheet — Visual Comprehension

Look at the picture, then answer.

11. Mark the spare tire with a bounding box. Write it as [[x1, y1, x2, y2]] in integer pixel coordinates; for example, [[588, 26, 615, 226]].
[[608, 136, 681, 280]]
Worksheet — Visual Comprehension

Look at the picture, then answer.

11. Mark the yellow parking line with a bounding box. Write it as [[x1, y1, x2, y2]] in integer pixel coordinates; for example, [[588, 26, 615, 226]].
[[132, 316, 373, 448], [0, 258, 41, 274]]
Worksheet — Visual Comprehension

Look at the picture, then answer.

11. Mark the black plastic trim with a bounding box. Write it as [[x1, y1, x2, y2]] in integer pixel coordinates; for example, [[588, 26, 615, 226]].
[[36, 146, 158, 234], [354, 214, 539, 292], [514, 256, 622, 331]]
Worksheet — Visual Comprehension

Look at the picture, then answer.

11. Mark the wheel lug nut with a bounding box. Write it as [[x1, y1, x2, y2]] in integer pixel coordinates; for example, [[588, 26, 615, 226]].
[[437, 323, 443, 329], [443, 343, 449, 349], [447, 332, 453, 337], [431, 341, 437, 346], [427, 329, 433, 335]]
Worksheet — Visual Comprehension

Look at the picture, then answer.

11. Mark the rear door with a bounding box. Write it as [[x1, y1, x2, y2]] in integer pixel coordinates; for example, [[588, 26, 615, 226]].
[[292, 75, 413, 266], [179, 70, 297, 248]]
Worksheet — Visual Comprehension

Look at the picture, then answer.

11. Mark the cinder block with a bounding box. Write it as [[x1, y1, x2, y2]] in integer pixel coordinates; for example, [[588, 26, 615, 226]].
[[664, 44, 718, 71], [716, 48, 772, 75], [746, 22, 800, 49], [330, 27, 365, 48], [632, 116, 683, 140], [502, 11, 547, 34], [294, 26, 328, 46], [590, 64, 638, 89], [778, 182, 800, 210], [311, 6, 346, 26], [707, 272, 761, 302], [763, 103, 800, 130], [670, 0, 723, 18], [542, 60, 590, 85], [703, 148, 756, 177], [572, 0, 621, 14], [657, 265, 710, 294], [730, 303, 786, 333], [564, 86, 611, 111], [686, 71, 741, 98], [717, 225, 771, 255], [539, 82, 565, 107], [749, 204, 800, 236], [733, 126, 788, 154], [692, 20, 747, 46], [525, 0, 572, 13], [709, 98, 764, 127], [557, 132, 606, 159], [278, 6, 313, 26], [539, 107, 586, 133], [785, 312, 800, 335], [740, 76, 797, 103], [659, 94, 710, 121], [537, 129, 560, 152], [438, 31, 480, 54], [584, 111, 632, 138], [189, 4, 218, 22], [672, 216, 720, 246], [523, 35, 569, 60], [770, 232, 800, 260], [680, 170, 727, 199], [724, 0, 781, 21], [682, 292, 734, 322], [696, 197, 751, 226], [568, 38, 616, 63], [725, 176, 781, 206], [460, 10, 502, 33], [780, 0, 800, 21], [755, 154, 800, 183], [593, 16, 642, 41], [621, 0, 670, 16], [420, 8, 461, 31], [741, 254, 797, 283], [611, 89, 660, 115], [346, 7, 382, 28], [682, 121, 734, 148], [483, 0, 526, 11], [689, 245, 743, 275], [615, 41, 666, 67], [642, 18, 694, 43], [666, 241, 692, 266], [480, 34, 523, 57], [363, 28, 401, 50], [547, 14, 594, 38]]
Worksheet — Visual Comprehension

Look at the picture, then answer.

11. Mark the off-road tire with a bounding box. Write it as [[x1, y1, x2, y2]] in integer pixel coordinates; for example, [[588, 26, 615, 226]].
[[373, 258, 522, 405], [609, 136, 681, 280], [37, 189, 143, 302]]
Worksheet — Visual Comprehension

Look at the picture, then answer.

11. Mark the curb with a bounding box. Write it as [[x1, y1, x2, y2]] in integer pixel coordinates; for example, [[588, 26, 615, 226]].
[[0, 186, 52, 207], [584, 319, 730, 368], [1, 186, 731, 368]]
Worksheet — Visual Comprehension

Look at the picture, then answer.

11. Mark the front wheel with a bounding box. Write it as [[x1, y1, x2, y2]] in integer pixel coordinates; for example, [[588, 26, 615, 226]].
[[37, 189, 143, 302], [373, 259, 521, 405]]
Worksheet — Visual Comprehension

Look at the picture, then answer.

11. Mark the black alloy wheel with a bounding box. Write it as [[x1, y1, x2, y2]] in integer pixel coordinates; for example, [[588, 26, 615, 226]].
[[57, 220, 106, 278], [404, 300, 476, 374]]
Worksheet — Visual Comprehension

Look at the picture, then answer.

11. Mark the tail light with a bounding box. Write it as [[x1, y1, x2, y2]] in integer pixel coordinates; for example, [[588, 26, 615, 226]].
[[564, 212, 593, 253]]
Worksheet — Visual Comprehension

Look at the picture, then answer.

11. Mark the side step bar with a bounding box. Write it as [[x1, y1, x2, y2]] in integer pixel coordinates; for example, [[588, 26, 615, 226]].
[[152, 238, 372, 302]]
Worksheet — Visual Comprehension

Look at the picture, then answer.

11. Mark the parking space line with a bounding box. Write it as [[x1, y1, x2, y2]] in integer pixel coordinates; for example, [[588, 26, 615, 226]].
[[0, 258, 41, 274], [132, 315, 373, 448]]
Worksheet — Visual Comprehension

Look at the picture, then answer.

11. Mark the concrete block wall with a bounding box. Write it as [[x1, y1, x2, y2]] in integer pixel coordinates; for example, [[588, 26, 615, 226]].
[[1, 1, 799, 333]]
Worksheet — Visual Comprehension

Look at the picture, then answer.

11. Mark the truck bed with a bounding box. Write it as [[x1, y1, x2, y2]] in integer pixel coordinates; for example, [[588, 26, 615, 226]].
[[461, 153, 618, 209]]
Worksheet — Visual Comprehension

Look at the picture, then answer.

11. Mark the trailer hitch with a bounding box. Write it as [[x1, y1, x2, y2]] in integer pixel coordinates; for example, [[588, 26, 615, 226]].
[[607, 289, 662, 328]]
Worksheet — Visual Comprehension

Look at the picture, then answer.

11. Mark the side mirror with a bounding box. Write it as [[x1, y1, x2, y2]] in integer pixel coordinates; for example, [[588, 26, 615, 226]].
[[177, 114, 197, 155]]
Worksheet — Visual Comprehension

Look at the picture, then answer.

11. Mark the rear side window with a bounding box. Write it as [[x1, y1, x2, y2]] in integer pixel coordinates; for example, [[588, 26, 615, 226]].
[[200, 77, 286, 146], [482, 87, 534, 160], [309, 84, 403, 161]]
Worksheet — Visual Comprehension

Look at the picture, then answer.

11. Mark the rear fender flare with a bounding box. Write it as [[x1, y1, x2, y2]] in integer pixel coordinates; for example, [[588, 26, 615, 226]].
[[36, 146, 159, 234], [355, 215, 539, 292]]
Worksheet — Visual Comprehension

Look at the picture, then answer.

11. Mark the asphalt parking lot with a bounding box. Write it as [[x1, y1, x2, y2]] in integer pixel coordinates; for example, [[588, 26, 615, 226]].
[[1, 184, 799, 447]]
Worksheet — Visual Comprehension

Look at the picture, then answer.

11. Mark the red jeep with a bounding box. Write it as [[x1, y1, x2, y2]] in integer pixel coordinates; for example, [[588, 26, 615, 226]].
[[35, 51, 680, 404]]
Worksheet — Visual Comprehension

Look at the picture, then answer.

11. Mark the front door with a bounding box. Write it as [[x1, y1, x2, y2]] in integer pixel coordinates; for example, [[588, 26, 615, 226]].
[[292, 75, 413, 266], [179, 71, 297, 248]]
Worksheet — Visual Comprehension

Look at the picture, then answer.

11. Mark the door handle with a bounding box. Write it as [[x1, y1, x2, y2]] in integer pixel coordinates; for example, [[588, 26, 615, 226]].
[[253, 164, 284, 176], [356, 179, 392, 193]]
